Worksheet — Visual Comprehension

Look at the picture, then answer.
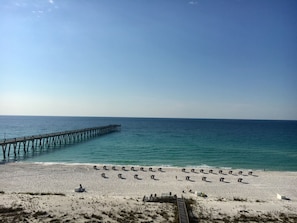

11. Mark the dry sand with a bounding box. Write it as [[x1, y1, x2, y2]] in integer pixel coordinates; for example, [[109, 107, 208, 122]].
[[0, 162, 297, 222]]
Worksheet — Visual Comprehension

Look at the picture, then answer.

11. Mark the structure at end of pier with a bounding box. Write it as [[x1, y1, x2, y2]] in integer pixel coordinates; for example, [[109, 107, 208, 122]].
[[0, 124, 121, 160]]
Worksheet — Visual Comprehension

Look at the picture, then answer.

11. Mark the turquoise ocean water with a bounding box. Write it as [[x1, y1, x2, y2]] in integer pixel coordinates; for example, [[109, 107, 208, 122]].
[[0, 116, 296, 171]]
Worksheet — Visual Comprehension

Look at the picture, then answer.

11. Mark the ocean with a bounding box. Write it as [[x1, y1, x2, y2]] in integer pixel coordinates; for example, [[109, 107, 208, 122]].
[[0, 116, 297, 171]]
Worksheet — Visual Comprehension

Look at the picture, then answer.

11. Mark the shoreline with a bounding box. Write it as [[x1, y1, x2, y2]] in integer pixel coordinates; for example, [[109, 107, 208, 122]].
[[4, 160, 295, 172], [1, 162, 297, 222]]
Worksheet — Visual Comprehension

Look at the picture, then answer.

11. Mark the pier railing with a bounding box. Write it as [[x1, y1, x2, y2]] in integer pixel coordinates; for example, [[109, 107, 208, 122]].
[[0, 124, 121, 160]]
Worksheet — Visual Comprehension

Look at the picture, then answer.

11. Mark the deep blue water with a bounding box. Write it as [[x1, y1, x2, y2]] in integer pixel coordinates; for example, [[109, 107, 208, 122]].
[[0, 116, 296, 171]]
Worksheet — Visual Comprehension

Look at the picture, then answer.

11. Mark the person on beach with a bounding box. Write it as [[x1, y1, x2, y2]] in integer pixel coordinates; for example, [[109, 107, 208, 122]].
[[75, 184, 85, 192]]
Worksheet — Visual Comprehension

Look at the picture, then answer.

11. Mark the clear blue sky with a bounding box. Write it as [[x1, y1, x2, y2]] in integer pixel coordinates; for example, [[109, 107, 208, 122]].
[[1, 0, 296, 120]]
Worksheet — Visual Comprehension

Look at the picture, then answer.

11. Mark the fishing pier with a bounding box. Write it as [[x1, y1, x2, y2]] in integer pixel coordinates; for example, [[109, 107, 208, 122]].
[[0, 125, 121, 160]]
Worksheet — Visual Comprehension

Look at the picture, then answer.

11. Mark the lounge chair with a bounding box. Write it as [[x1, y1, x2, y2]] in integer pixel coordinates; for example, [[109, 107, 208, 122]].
[[75, 187, 85, 192], [101, 173, 107, 178], [131, 166, 137, 171]]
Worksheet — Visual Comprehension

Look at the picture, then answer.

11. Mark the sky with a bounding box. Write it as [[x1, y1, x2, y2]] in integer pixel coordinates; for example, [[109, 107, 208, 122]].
[[0, 0, 296, 120]]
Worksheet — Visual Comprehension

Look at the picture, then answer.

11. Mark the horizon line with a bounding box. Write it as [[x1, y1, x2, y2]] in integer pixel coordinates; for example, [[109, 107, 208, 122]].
[[0, 114, 296, 122]]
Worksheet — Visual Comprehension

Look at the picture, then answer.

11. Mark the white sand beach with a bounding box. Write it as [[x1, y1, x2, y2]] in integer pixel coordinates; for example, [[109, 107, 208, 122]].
[[1, 162, 297, 222]]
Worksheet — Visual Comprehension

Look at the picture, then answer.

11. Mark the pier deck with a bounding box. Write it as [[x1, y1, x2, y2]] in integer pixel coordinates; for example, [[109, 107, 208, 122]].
[[0, 125, 121, 160]]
